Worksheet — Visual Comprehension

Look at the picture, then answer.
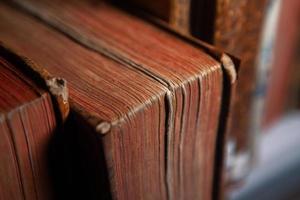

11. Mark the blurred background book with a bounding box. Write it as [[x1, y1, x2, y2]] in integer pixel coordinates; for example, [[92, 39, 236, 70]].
[[231, 0, 300, 199]]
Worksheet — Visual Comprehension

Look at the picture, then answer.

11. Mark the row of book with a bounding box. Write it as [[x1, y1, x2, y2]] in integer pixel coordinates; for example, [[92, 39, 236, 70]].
[[0, 0, 272, 199]]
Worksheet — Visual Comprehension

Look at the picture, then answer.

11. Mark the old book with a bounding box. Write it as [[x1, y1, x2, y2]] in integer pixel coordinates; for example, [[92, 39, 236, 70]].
[[0, 44, 68, 200], [1, 1, 236, 199], [111, 0, 267, 187]]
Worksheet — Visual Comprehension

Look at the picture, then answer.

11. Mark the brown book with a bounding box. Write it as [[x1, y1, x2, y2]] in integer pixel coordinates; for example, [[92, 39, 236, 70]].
[[0, 44, 68, 200], [1, 1, 237, 199], [111, 0, 267, 187]]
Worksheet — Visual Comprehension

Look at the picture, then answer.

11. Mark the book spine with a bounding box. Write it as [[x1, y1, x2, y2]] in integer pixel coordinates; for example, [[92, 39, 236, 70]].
[[169, 0, 191, 34], [212, 0, 268, 190]]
